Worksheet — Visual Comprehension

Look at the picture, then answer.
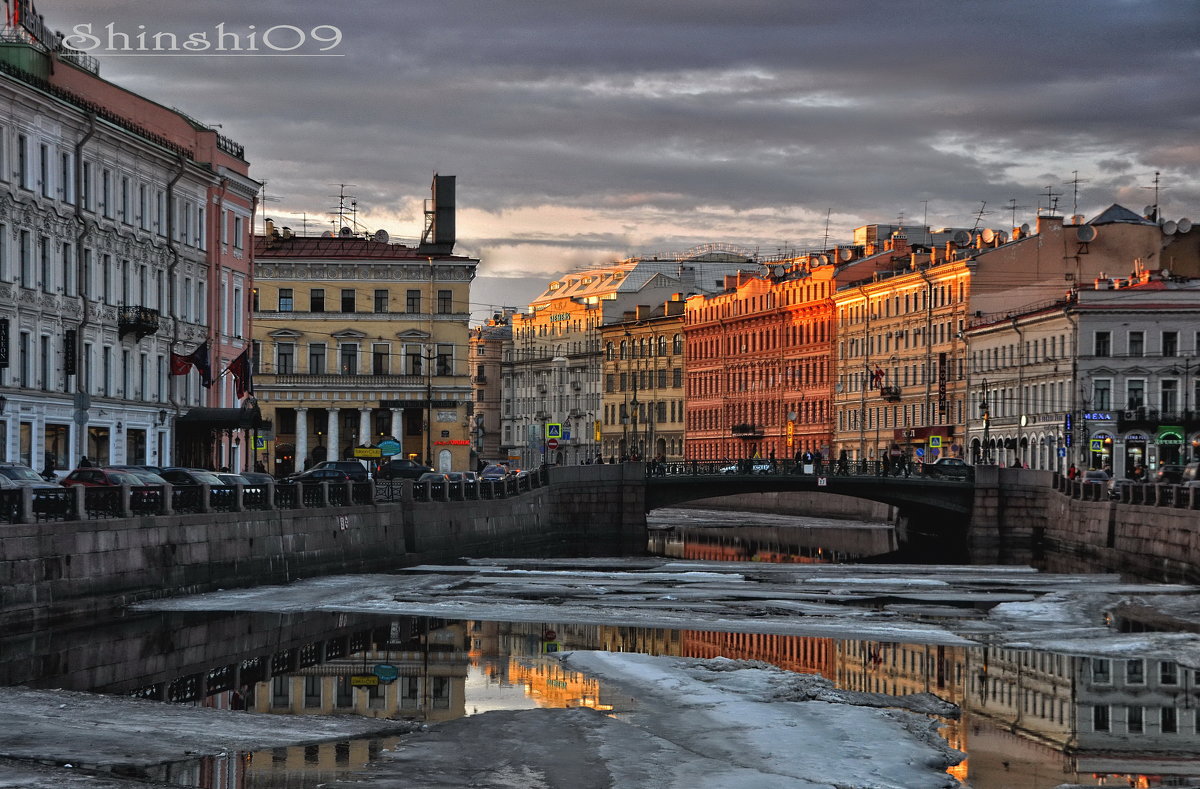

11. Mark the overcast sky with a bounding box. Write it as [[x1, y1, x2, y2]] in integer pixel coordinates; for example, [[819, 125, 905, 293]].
[[46, 0, 1200, 321]]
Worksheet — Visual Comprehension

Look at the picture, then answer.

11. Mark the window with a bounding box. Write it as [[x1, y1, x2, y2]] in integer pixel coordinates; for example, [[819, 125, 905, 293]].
[[252, 341, 262, 373], [1128, 331, 1144, 357], [276, 343, 294, 374], [405, 345, 423, 375], [233, 216, 244, 250], [16, 133, 28, 189], [1128, 706, 1143, 734], [1163, 331, 1178, 357], [278, 288, 293, 312], [1093, 379, 1111, 410], [1094, 331, 1111, 357], [673, 368, 683, 388], [61, 152, 73, 204], [232, 285, 243, 338], [1127, 659, 1145, 685], [18, 230, 31, 289], [1163, 707, 1178, 733], [101, 169, 111, 217], [39, 143, 49, 198], [372, 343, 389, 375], [82, 161, 91, 209], [1127, 380, 1145, 409], [308, 343, 326, 374], [340, 344, 358, 375], [406, 289, 421, 313], [1161, 380, 1179, 414], [1093, 705, 1110, 732], [1161, 661, 1179, 685], [1092, 658, 1111, 684], [119, 176, 128, 222], [436, 344, 453, 376], [374, 289, 388, 313], [341, 288, 355, 312], [438, 289, 453, 313], [310, 288, 325, 312]]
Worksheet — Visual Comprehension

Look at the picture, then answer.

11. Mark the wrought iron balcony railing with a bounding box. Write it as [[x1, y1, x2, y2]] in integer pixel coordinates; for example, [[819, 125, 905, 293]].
[[117, 306, 160, 340]]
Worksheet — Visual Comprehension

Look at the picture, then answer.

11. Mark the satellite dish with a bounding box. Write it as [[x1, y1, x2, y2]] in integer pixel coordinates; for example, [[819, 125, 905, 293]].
[[1162, 220, 1178, 235], [981, 228, 995, 244], [1076, 225, 1097, 243], [952, 230, 971, 246], [339, 226, 352, 237], [818, 254, 829, 265], [1178, 218, 1192, 234], [373, 229, 390, 243], [1144, 205, 1157, 219], [1019, 223, 1030, 234], [320, 230, 334, 238], [995, 230, 1008, 244], [839, 248, 852, 262], [1070, 215, 1086, 225], [773, 265, 786, 277]]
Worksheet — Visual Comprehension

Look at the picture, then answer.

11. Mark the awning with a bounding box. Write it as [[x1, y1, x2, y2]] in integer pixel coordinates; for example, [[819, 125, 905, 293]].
[[177, 405, 270, 430]]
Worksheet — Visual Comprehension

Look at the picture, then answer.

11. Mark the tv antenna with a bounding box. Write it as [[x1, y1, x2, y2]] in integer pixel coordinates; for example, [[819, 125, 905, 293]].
[[1004, 198, 1029, 229], [329, 183, 359, 232], [258, 182, 282, 234], [822, 208, 832, 250], [1040, 185, 1062, 216], [1064, 171, 1089, 217], [1140, 170, 1165, 221], [971, 201, 992, 231], [920, 200, 929, 229]]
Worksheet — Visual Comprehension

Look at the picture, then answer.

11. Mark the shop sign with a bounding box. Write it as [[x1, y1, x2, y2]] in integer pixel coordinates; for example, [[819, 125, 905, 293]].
[[1125, 433, 1148, 442], [1157, 427, 1184, 445], [434, 440, 470, 446], [353, 447, 382, 458], [378, 438, 402, 456], [350, 675, 378, 687], [1083, 412, 1113, 421], [548, 312, 572, 322]]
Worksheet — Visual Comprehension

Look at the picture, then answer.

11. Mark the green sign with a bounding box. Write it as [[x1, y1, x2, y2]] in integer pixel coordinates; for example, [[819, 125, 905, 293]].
[[373, 663, 399, 683], [546, 423, 562, 440]]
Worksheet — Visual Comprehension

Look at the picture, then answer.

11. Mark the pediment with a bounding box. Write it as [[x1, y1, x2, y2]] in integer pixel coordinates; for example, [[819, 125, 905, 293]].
[[331, 328, 368, 340], [395, 329, 431, 341], [268, 328, 304, 339]]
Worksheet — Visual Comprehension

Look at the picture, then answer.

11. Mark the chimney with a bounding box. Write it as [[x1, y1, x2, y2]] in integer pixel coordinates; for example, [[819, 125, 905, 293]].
[[622, 310, 635, 322], [419, 174, 456, 253], [1036, 214, 1063, 236], [636, 305, 654, 320], [664, 299, 684, 316], [890, 231, 909, 257]]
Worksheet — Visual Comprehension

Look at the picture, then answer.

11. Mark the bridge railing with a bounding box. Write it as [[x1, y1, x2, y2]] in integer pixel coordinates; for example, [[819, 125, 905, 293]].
[[0, 466, 552, 525], [648, 458, 974, 482], [1053, 473, 1200, 509]]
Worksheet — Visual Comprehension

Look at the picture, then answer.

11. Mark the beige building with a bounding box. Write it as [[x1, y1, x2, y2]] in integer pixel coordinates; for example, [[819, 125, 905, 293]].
[[599, 300, 686, 463], [251, 177, 477, 474], [468, 311, 513, 466]]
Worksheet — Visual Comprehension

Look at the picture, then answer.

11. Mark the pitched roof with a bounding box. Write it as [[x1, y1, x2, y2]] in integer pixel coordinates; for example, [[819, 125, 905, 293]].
[[1088, 204, 1158, 226]]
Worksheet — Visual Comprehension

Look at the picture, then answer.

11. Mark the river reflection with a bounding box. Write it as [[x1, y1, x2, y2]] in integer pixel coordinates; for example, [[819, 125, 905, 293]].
[[4, 511, 1199, 788]]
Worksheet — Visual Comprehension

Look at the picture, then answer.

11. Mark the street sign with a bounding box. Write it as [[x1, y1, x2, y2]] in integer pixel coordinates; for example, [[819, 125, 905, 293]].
[[928, 435, 943, 449], [546, 423, 562, 440], [546, 438, 560, 450], [915, 448, 925, 458], [373, 664, 399, 683], [1090, 438, 1103, 452], [817, 477, 827, 487], [353, 447, 382, 458], [1058, 447, 1067, 458], [786, 422, 794, 436], [350, 675, 379, 687], [254, 436, 267, 450], [378, 438, 402, 456]]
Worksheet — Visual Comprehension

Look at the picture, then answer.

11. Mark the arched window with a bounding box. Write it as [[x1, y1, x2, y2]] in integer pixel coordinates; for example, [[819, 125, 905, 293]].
[[673, 334, 683, 354], [619, 340, 627, 360], [605, 342, 615, 361], [657, 335, 667, 356]]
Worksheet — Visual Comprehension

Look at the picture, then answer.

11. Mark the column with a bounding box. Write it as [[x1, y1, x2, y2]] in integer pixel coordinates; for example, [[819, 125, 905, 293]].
[[327, 407, 340, 462], [359, 407, 372, 445], [295, 407, 309, 470], [390, 408, 403, 442]]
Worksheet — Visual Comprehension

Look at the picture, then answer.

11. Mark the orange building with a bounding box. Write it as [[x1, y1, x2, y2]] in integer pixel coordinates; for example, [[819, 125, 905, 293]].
[[684, 254, 857, 462]]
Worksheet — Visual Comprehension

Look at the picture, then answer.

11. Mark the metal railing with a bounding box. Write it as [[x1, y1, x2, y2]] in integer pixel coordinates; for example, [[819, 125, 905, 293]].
[[0, 467, 540, 524], [646, 458, 975, 482], [1054, 474, 1200, 509]]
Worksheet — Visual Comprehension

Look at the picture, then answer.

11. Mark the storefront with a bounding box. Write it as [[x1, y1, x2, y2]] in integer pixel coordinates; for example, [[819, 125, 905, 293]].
[[1087, 429, 1114, 472], [1122, 431, 1149, 478], [1156, 426, 1185, 466]]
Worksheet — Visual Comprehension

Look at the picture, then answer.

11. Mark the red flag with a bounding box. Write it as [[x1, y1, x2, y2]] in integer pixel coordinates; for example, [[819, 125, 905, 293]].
[[170, 351, 193, 376], [225, 347, 252, 400], [169, 341, 213, 387]]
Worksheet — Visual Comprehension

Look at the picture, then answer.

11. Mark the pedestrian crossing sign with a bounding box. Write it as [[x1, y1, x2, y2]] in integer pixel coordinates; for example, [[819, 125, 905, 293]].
[[928, 435, 942, 449], [546, 423, 562, 440]]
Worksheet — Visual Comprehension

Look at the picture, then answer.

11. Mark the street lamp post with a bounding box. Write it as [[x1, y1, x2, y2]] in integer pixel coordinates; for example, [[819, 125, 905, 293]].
[[979, 377, 990, 464]]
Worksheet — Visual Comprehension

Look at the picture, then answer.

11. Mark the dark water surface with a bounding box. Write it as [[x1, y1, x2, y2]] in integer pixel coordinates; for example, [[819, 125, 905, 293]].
[[3, 508, 1198, 789]]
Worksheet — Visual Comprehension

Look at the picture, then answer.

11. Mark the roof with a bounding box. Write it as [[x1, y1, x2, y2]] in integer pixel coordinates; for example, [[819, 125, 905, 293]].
[[254, 235, 474, 261], [1088, 204, 1158, 226]]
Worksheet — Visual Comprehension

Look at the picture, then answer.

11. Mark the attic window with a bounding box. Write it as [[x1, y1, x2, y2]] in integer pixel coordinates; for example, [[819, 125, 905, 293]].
[[548, 282, 561, 290]]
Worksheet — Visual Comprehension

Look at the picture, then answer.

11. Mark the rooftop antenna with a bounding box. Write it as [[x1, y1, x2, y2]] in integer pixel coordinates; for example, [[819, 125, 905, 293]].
[[822, 208, 832, 250], [329, 183, 358, 231], [1064, 171, 1089, 217], [971, 201, 992, 231], [1040, 185, 1062, 216], [920, 200, 929, 229], [258, 182, 281, 234], [1004, 198, 1029, 229], [1140, 170, 1164, 221]]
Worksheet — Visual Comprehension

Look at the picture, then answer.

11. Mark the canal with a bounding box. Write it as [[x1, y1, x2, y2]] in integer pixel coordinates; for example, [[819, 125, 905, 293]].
[[3, 506, 1198, 788]]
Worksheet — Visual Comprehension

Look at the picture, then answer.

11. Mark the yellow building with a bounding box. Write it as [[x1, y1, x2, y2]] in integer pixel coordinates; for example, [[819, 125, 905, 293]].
[[251, 181, 477, 475]]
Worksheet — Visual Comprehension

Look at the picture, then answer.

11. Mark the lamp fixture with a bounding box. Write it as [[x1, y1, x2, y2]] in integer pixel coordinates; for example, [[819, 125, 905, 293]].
[[158, 409, 167, 425]]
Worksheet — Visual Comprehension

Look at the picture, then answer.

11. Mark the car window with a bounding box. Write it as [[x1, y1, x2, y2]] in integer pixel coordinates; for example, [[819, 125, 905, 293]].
[[108, 471, 141, 485], [0, 466, 42, 481]]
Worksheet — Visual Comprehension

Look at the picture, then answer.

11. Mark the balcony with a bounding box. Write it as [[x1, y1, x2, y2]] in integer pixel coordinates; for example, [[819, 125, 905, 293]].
[[117, 306, 160, 340], [268, 373, 424, 388], [731, 423, 763, 438], [880, 386, 902, 402]]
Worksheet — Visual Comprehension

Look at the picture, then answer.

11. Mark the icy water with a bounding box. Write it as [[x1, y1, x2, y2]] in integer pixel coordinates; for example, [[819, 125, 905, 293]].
[[4, 507, 1200, 789]]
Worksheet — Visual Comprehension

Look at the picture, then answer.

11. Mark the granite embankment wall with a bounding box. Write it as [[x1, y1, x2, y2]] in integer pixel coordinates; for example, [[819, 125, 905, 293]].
[[0, 464, 646, 631], [969, 467, 1200, 581]]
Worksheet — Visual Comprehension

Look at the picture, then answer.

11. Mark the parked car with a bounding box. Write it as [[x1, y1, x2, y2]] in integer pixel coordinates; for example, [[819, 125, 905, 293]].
[[160, 467, 225, 486], [1108, 477, 1137, 499], [111, 464, 164, 476], [239, 472, 276, 485], [1082, 469, 1111, 484], [1180, 462, 1200, 485], [479, 464, 509, 481], [924, 457, 969, 479], [61, 468, 145, 488], [377, 458, 434, 481], [311, 460, 369, 482], [282, 468, 350, 486], [416, 472, 451, 483], [216, 473, 250, 486], [120, 469, 168, 485], [719, 461, 774, 474], [0, 462, 63, 490], [1155, 464, 1186, 485]]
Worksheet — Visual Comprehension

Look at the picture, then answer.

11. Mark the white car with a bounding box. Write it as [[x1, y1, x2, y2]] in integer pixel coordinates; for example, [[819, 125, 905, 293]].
[[719, 462, 774, 474]]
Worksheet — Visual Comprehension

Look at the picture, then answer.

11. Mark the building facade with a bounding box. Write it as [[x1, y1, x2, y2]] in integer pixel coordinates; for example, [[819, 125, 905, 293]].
[[251, 180, 477, 475], [468, 310, 513, 466], [0, 22, 256, 474]]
